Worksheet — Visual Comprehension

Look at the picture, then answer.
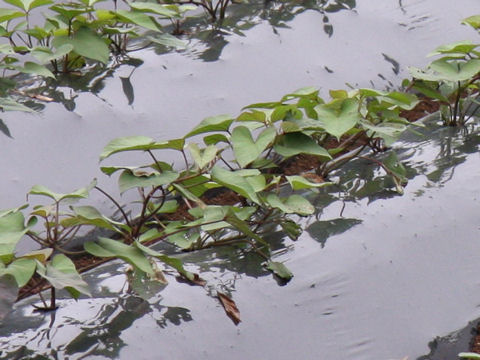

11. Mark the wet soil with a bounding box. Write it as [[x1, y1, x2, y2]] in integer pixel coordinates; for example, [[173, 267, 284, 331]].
[[471, 325, 480, 354]]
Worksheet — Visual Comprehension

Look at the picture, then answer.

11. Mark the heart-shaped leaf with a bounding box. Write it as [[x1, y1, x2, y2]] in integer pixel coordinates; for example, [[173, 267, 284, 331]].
[[0, 211, 28, 264], [29, 179, 96, 203], [118, 169, 179, 193], [274, 133, 331, 159], [315, 98, 360, 139], [85, 237, 154, 274], [100, 136, 184, 161], [265, 260, 293, 281], [185, 114, 234, 138], [36, 255, 91, 299], [211, 166, 260, 204], [231, 126, 276, 167], [265, 194, 314, 215], [187, 143, 218, 169], [53, 27, 109, 64], [0, 258, 36, 287]]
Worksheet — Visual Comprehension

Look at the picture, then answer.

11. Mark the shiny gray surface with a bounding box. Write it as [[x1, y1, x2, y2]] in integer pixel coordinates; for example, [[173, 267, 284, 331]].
[[1, 120, 480, 360], [1, 0, 480, 359]]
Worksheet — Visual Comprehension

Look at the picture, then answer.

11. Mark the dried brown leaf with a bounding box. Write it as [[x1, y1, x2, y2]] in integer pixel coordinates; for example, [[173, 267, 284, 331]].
[[15, 90, 53, 102], [176, 273, 207, 287], [217, 291, 241, 325], [31, 94, 53, 102]]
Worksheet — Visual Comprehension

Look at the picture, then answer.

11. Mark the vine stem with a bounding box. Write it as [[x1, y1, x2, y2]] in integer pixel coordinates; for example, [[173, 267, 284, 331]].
[[94, 186, 131, 228]]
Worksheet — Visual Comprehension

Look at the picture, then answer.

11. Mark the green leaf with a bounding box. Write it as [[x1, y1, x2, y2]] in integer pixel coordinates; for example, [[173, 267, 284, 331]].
[[224, 209, 268, 247], [280, 220, 302, 240], [411, 82, 449, 102], [116, 9, 161, 32], [31, 44, 74, 64], [265, 260, 293, 281], [362, 123, 406, 145], [0, 98, 34, 112], [410, 59, 480, 82], [281, 86, 319, 101], [203, 133, 229, 146], [172, 183, 206, 208], [265, 194, 314, 215], [85, 237, 154, 274], [36, 255, 91, 299], [0, 8, 24, 22], [211, 166, 260, 204], [47, 4, 87, 20], [231, 126, 276, 167], [0, 211, 27, 264], [274, 133, 331, 159], [64, 205, 122, 232], [100, 136, 154, 160], [237, 109, 269, 122], [428, 40, 478, 56], [100, 136, 184, 160], [167, 230, 198, 249], [0, 258, 36, 287], [53, 27, 109, 64], [17, 61, 55, 78], [314, 98, 360, 139], [329, 89, 348, 99], [462, 15, 480, 29], [187, 205, 232, 231], [382, 91, 419, 110], [459, 353, 480, 359], [129, 1, 178, 17], [134, 241, 196, 281], [21, 248, 53, 263], [29, 179, 96, 203], [430, 58, 480, 81], [185, 114, 234, 138], [118, 169, 179, 193], [245, 175, 267, 192], [285, 175, 332, 190], [187, 143, 218, 169], [177, 174, 217, 197]]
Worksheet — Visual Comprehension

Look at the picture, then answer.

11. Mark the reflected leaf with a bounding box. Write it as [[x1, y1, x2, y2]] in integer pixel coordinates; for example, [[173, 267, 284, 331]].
[[306, 218, 362, 247], [0, 275, 18, 321], [0, 118, 12, 138], [126, 268, 167, 301], [120, 76, 134, 105]]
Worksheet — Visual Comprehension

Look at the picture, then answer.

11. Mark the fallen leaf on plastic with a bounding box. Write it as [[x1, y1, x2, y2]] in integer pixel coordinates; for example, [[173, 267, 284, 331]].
[[217, 291, 241, 325], [31, 94, 53, 102], [176, 273, 207, 287], [15, 90, 53, 102]]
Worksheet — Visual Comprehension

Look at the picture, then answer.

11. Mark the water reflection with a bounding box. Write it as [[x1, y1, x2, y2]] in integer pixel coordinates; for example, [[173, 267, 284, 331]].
[[176, 0, 357, 61], [0, 0, 358, 124], [25, 57, 143, 112], [417, 318, 478, 360], [1, 118, 480, 358], [327, 120, 480, 206], [0, 292, 192, 359], [306, 218, 362, 247]]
